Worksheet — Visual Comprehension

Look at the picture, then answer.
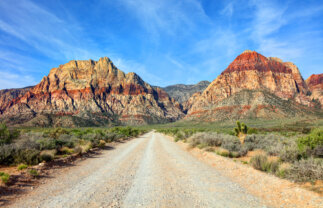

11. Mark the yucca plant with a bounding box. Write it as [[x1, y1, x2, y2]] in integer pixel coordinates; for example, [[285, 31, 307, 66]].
[[234, 121, 248, 144]]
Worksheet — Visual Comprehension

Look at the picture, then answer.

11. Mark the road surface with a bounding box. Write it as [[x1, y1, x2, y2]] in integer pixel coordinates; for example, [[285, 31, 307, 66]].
[[7, 132, 282, 207]]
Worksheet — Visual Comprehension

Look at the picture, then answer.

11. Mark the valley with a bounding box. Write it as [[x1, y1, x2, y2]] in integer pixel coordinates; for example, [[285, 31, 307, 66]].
[[0, 51, 322, 207]]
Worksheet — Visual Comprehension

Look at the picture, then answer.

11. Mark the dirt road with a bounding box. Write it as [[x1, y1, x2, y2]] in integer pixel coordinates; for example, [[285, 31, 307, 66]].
[[6, 132, 322, 208]]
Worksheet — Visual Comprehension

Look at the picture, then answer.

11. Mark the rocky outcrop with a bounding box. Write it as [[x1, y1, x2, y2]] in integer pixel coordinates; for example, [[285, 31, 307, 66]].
[[306, 74, 323, 108], [0, 86, 33, 113], [162, 81, 210, 103], [185, 50, 321, 120], [0, 57, 184, 126]]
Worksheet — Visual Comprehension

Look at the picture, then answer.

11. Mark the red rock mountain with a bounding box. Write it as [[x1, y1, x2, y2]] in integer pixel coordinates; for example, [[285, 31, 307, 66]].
[[0, 57, 183, 126], [306, 74, 323, 108], [0, 86, 33, 113], [185, 50, 321, 121]]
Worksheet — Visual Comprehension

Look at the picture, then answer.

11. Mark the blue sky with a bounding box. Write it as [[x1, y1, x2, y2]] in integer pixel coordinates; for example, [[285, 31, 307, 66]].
[[0, 0, 322, 89]]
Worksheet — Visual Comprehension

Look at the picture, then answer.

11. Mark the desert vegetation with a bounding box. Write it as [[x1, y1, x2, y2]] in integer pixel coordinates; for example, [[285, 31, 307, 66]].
[[157, 121, 323, 183], [0, 123, 147, 166]]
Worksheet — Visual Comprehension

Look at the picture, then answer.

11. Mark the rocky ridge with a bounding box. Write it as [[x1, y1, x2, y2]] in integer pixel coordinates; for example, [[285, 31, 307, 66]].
[[306, 73, 323, 108], [0, 57, 184, 126], [162, 81, 210, 103]]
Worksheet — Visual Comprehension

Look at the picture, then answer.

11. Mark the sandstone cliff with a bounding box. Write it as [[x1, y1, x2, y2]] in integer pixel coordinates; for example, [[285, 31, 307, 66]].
[[0, 57, 184, 126], [185, 50, 321, 121], [306, 74, 323, 108]]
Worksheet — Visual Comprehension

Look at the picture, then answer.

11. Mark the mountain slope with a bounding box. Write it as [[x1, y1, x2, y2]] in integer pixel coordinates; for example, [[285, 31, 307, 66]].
[[306, 73, 323, 108], [0, 57, 183, 126], [185, 50, 321, 120], [0, 86, 33, 113], [162, 81, 210, 103]]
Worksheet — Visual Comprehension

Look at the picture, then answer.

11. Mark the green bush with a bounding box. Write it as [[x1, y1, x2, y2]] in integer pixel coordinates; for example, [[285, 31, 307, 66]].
[[14, 149, 41, 165], [297, 129, 323, 156], [28, 169, 38, 177], [17, 164, 28, 170], [0, 172, 10, 184]]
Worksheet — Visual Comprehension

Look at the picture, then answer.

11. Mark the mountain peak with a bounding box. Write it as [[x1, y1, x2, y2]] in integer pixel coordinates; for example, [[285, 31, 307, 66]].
[[222, 50, 291, 74]]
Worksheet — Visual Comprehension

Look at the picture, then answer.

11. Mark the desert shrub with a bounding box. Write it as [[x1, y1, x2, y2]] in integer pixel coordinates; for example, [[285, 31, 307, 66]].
[[216, 148, 230, 157], [0, 144, 40, 165], [15, 133, 41, 150], [250, 155, 279, 173], [40, 149, 57, 162], [0, 144, 16, 165], [28, 169, 38, 177], [14, 149, 41, 165], [244, 134, 287, 155], [0, 123, 11, 145], [17, 164, 28, 170], [46, 128, 69, 139], [59, 146, 73, 155], [104, 132, 118, 142], [98, 140, 106, 148], [247, 128, 258, 134], [275, 163, 291, 178], [279, 143, 302, 162], [0, 172, 10, 184], [36, 137, 56, 150], [73, 146, 83, 155], [297, 129, 323, 157], [286, 158, 323, 182], [189, 132, 226, 147], [79, 141, 92, 154], [57, 134, 78, 148], [221, 136, 242, 152]]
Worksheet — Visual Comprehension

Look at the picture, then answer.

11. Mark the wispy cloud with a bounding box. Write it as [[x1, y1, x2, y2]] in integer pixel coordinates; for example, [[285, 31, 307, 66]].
[[221, 2, 234, 17], [0, 0, 103, 61], [0, 71, 36, 89], [250, 0, 323, 62], [117, 0, 210, 38]]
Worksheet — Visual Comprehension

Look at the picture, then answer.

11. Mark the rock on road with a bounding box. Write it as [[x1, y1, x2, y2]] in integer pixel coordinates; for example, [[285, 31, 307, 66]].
[[7, 132, 285, 207]]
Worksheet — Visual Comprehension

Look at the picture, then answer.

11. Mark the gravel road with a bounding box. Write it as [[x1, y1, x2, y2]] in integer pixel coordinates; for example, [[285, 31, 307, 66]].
[[7, 132, 278, 207]]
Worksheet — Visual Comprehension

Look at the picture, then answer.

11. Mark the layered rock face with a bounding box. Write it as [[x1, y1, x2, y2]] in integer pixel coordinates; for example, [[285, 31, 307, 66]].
[[306, 74, 323, 108], [0, 57, 183, 126], [162, 81, 210, 103], [185, 50, 320, 121], [0, 86, 32, 113]]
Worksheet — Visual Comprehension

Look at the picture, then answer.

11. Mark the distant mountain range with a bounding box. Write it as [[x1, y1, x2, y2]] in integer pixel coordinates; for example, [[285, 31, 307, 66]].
[[161, 81, 210, 103], [0, 50, 322, 126]]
